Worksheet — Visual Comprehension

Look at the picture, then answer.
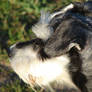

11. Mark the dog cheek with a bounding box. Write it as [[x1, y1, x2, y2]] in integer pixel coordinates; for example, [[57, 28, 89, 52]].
[[44, 41, 69, 57], [44, 46, 56, 57], [44, 46, 63, 57], [44, 40, 64, 57]]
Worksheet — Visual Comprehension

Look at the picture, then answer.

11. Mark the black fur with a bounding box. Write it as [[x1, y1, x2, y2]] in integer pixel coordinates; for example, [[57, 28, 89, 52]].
[[16, 38, 44, 50], [69, 48, 87, 92]]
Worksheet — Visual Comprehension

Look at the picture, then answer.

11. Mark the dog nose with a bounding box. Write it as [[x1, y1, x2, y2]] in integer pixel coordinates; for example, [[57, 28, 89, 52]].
[[8, 44, 16, 57], [8, 48, 13, 57], [7, 48, 12, 57]]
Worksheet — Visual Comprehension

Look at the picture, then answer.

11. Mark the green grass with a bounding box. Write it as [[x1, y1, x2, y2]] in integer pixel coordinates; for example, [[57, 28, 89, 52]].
[[0, 0, 87, 92]]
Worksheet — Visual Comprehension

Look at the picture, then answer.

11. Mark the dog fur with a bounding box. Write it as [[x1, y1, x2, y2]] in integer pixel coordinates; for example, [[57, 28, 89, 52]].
[[8, 1, 92, 92]]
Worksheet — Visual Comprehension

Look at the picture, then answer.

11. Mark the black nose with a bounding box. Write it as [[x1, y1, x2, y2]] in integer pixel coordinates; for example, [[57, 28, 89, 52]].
[[7, 46, 16, 57], [7, 48, 12, 57], [7, 44, 17, 57]]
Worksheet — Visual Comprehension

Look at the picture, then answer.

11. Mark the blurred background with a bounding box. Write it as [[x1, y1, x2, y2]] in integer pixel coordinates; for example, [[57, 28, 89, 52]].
[[0, 0, 87, 92]]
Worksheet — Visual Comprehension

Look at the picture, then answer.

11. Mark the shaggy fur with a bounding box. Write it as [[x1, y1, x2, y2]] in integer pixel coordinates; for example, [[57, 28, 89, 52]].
[[8, 1, 92, 92]]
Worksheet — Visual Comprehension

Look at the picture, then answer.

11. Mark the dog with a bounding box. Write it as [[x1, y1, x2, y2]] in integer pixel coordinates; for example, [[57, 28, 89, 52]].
[[7, 1, 92, 92], [8, 11, 80, 92]]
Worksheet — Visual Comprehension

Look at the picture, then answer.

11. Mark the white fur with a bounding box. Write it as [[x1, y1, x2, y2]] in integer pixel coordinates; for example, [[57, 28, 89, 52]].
[[69, 43, 81, 51], [50, 4, 74, 19], [32, 11, 53, 41], [29, 55, 70, 86]]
